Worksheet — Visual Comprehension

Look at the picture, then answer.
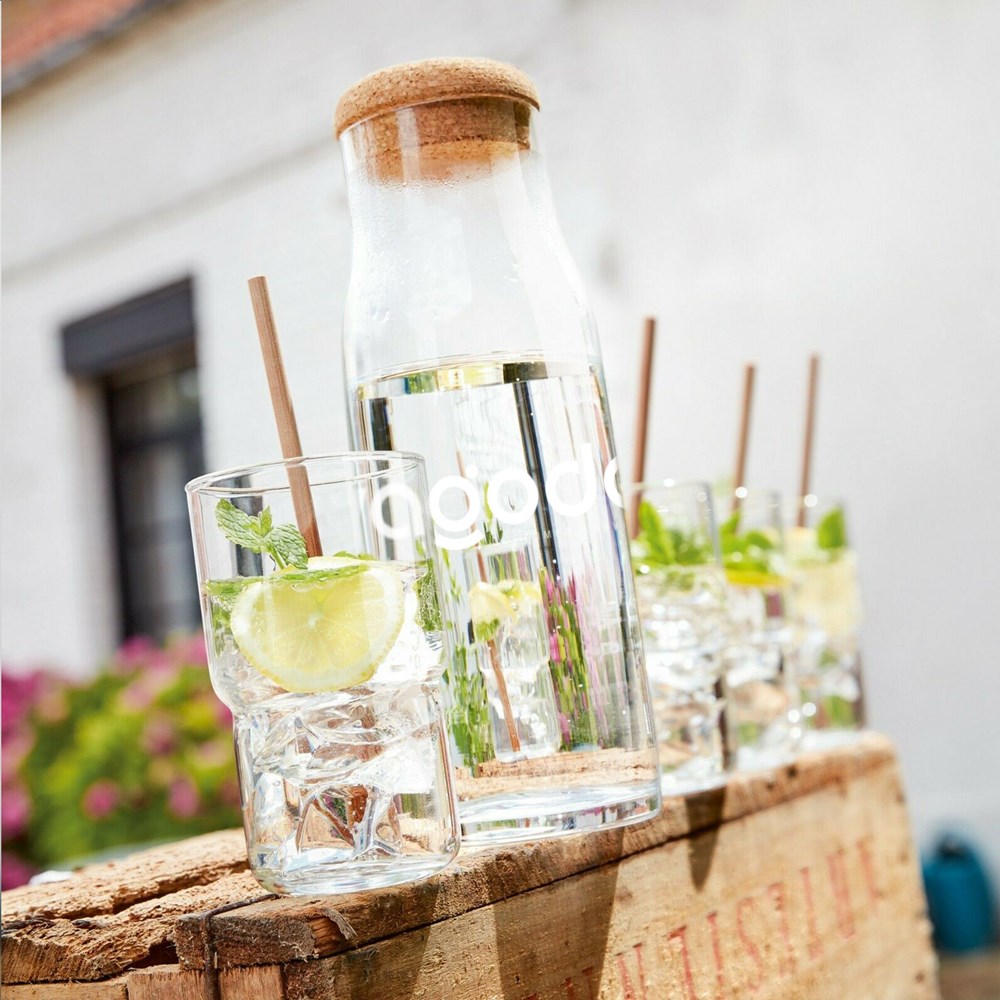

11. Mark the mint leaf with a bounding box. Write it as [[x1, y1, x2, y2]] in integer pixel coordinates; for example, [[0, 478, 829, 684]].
[[637, 501, 676, 564], [257, 506, 273, 538], [215, 500, 267, 552], [633, 500, 714, 572], [414, 561, 443, 632], [203, 577, 254, 607], [276, 565, 365, 584], [817, 507, 847, 550], [214, 500, 309, 570], [268, 523, 307, 570], [744, 529, 775, 551], [473, 617, 501, 644]]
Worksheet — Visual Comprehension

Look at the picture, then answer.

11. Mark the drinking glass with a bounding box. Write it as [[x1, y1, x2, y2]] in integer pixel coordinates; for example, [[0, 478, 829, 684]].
[[186, 453, 459, 895], [630, 482, 734, 790], [786, 495, 865, 746], [720, 487, 802, 767]]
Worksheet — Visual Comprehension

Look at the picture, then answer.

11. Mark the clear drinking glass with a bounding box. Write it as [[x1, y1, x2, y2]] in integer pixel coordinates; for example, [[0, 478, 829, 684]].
[[630, 482, 734, 790], [785, 495, 865, 746], [336, 59, 660, 841], [720, 487, 802, 767], [186, 453, 459, 894]]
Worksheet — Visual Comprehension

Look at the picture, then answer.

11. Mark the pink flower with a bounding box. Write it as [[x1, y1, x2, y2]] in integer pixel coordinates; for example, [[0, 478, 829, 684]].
[[2, 851, 36, 890], [1, 671, 43, 730], [82, 779, 120, 820], [169, 633, 208, 667], [167, 778, 200, 819], [119, 670, 172, 712], [1, 784, 30, 838], [549, 633, 562, 663], [1, 734, 32, 782], [142, 717, 176, 755], [113, 636, 159, 672]]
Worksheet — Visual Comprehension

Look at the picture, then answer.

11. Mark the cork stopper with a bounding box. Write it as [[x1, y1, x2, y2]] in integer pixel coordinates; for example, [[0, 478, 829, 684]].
[[334, 58, 540, 137]]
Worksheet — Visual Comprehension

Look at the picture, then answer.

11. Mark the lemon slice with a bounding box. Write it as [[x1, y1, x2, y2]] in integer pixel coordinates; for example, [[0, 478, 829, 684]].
[[725, 568, 786, 589], [469, 582, 517, 630], [229, 556, 404, 693], [498, 579, 543, 609]]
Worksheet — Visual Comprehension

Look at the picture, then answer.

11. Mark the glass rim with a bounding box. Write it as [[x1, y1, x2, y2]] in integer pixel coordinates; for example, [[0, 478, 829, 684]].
[[792, 492, 848, 511], [730, 485, 782, 504], [628, 478, 712, 495], [185, 451, 425, 497]]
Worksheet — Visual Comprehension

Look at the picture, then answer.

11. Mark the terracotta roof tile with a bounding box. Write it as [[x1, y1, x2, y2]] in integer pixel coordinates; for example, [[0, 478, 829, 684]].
[[2, 0, 171, 92]]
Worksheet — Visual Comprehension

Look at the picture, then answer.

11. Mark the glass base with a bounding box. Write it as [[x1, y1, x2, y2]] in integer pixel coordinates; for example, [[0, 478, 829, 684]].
[[250, 849, 457, 895], [458, 782, 661, 845]]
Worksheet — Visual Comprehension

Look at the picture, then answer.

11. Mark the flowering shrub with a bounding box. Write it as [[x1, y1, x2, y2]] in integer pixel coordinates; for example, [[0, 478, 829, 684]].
[[1, 635, 242, 889]]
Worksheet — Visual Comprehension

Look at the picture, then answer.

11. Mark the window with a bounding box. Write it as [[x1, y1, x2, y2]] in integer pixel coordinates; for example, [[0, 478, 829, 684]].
[[62, 279, 205, 641], [106, 348, 204, 638]]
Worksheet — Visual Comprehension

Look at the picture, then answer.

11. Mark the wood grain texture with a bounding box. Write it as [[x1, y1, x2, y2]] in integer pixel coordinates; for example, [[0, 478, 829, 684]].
[[125, 963, 286, 1000], [1, 982, 128, 999], [2, 871, 265, 984], [282, 756, 937, 1000], [177, 735, 897, 969], [1, 829, 247, 923]]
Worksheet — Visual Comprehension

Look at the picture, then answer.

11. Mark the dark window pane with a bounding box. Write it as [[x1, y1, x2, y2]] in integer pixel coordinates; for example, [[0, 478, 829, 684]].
[[107, 346, 204, 641]]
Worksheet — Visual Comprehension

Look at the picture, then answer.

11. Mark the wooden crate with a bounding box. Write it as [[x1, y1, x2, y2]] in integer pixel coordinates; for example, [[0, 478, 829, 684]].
[[1, 734, 938, 999]]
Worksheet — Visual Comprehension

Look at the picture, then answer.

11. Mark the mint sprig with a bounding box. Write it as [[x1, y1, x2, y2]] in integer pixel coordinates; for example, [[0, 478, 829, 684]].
[[816, 507, 847, 551], [214, 499, 308, 570], [719, 511, 777, 575], [632, 500, 713, 569]]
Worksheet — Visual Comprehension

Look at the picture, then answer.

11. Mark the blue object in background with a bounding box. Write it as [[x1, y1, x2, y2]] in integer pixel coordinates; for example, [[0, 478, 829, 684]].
[[923, 834, 998, 952]]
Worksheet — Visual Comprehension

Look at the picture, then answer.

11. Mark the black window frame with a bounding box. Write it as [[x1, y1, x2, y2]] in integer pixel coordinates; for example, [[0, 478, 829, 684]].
[[62, 278, 205, 641]]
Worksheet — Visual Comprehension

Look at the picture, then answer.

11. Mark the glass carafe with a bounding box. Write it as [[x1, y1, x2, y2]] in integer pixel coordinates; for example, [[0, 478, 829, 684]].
[[335, 58, 660, 841]]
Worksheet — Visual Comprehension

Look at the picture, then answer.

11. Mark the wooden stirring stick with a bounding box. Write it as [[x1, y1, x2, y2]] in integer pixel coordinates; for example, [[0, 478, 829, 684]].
[[797, 354, 820, 528], [247, 276, 323, 558], [732, 363, 756, 514], [628, 317, 657, 537]]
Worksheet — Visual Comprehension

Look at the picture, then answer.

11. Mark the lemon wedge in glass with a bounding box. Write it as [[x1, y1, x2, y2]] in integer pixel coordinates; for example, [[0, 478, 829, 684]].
[[229, 555, 404, 693]]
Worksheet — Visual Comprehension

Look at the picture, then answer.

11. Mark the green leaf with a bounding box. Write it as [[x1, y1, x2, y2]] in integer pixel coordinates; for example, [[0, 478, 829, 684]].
[[275, 565, 365, 584], [267, 523, 308, 569], [215, 499, 266, 552], [637, 501, 676, 564], [817, 507, 847, 550], [473, 617, 501, 644], [257, 506, 273, 538], [744, 529, 775, 551], [214, 500, 309, 569], [414, 562, 443, 633], [203, 577, 253, 607]]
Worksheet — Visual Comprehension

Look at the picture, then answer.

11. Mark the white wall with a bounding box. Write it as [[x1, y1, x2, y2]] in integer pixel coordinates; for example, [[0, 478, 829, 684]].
[[3, 0, 999, 869]]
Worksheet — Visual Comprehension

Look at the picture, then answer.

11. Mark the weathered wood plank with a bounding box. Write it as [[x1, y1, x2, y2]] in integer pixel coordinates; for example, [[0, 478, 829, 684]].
[[219, 964, 286, 999], [2, 872, 266, 984], [178, 734, 897, 969], [2, 829, 247, 923], [0, 981, 128, 999], [126, 966, 208, 1000], [123, 963, 287, 1000], [282, 757, 937, 1000]]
